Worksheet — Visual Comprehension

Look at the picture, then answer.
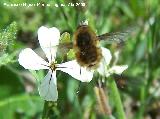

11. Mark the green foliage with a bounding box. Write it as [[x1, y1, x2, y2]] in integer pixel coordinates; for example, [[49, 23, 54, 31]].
[[0, 52, 17, 67], [0, 66, 24, 99], [0, 94, 43, 119], [60, 32, 71, 43], [0, 22, 18, 67], [0, 0, 160, 119], [0, 21, 17, 54]]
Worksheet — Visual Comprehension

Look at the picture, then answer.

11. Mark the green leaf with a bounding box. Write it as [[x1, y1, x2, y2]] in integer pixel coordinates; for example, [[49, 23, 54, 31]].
[[0, 66, 24, 100], [0, 51, 17, 67], [0, 94, 43, 119]]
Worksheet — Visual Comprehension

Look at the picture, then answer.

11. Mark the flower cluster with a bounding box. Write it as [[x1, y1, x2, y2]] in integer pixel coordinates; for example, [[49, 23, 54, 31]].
[[18, 26, 128, 101]]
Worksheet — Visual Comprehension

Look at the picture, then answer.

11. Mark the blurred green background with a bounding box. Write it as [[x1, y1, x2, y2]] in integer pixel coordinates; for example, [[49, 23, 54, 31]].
[[0, 0, 160, 119]]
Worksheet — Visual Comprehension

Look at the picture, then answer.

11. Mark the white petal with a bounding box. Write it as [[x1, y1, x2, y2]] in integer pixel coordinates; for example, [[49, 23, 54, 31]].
[[110, 65, 128, 74], [57, 60, 93, 82], [18, 48, 48, 70], [97, 60, 111, 77], [101, 47, 112, 65], [38, 26, 60, 63], [38, 70, 58, 101], [97, 60, 106, 76]]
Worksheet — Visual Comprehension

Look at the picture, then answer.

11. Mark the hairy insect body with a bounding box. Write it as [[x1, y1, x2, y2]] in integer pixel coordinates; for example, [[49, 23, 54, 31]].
[[73, 25, 102, 69]]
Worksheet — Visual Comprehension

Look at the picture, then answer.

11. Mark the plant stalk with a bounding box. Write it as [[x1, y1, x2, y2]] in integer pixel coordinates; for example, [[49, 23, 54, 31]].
[[108, 78, 126, 119], [42, 101, 58, 119]]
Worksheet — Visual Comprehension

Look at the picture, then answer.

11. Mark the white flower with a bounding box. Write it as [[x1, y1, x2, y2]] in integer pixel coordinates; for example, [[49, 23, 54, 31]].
[[18, 26, 128, 101], [97, 47, 128, 77], [18, 26, 93, 101]]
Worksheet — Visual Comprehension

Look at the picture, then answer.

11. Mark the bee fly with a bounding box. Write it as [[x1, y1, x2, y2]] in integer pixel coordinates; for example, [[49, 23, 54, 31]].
[[57, 23, 133, 70], [73, 25, 102, 69]]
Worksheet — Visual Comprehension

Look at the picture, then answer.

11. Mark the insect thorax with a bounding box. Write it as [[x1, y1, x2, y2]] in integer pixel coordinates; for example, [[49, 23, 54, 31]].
[[77, 32, 93, 48], [74, 25, 102, 69]]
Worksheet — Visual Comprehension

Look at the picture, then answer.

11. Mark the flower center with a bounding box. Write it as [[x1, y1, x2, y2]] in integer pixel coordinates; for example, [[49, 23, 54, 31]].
[[49, 62, 57, 71]]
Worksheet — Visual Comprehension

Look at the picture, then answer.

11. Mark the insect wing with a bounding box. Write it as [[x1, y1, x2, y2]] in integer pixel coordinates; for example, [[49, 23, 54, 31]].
[[41, 42, 73, 57], [57, 42, 73, 53], [98, 27, 135, 44]]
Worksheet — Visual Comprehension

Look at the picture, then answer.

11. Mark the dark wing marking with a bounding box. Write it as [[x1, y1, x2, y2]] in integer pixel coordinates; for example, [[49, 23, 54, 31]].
[[56, 42, 73, 54], [56, 42, 73, 59], [41, 42, 73, 58], [97, 27, 135, 44], [55, 42, 73, 57]]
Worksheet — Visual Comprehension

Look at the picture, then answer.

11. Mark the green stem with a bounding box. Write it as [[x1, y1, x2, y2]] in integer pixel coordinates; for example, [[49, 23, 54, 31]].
[[108, 78, 126, 119], [137, 28, 153, 119], [42, 101, 58, 119], [137, 85, 146, 119]]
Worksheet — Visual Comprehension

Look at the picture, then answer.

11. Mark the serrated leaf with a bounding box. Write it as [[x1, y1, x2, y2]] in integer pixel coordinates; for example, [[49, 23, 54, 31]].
[[0, 51, 17, 67], [0, 21, 18, 53]]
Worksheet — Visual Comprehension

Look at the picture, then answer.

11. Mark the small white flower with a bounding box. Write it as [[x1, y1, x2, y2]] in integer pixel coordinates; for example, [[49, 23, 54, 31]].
[[97, 47, 128, 77], [18, 26, 93, 101]]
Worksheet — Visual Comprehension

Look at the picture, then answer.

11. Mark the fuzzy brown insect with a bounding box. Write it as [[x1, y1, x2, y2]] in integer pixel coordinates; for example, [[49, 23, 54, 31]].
[[73, 25, 102, 69], [57, 24, 132, 69]]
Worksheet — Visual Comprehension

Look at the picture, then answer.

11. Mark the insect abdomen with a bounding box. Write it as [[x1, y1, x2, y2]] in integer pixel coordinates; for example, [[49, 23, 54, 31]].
[[76, 46, 102, 68]]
